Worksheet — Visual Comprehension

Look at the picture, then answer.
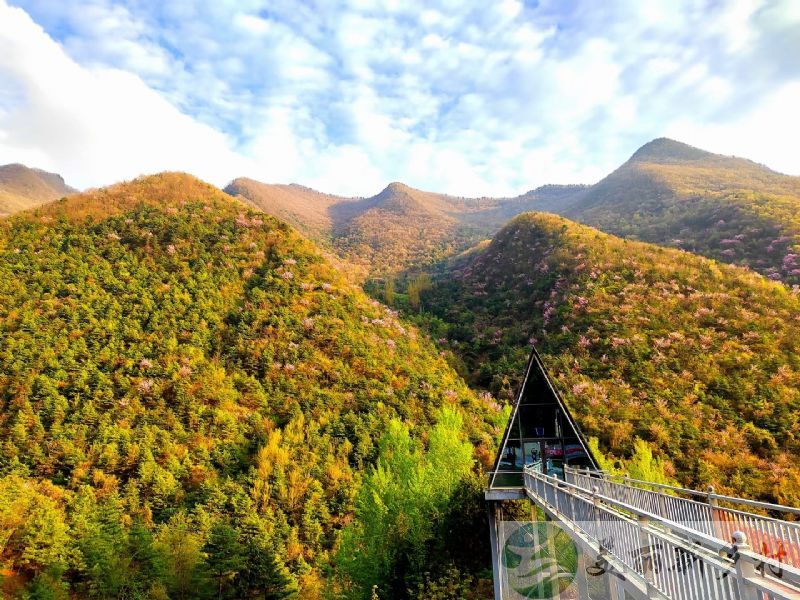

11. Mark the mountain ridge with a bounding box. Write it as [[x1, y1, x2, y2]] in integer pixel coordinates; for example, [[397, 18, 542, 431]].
[[0, 162, 77, 216]]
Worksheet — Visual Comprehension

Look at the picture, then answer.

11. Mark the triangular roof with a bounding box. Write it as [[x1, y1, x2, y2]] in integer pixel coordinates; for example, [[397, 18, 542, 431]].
[[488, 345, 599, 490]]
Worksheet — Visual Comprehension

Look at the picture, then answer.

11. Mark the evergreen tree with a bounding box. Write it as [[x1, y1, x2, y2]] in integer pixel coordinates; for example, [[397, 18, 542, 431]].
[[203, 522, 244, 600], [236, 535, 296, 600]]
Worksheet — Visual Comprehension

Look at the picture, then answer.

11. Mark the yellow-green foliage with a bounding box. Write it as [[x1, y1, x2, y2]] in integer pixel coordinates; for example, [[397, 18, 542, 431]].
[[562, 140, 800, 284], [0, 173, 501, 597], [425, 212, 800, 505]]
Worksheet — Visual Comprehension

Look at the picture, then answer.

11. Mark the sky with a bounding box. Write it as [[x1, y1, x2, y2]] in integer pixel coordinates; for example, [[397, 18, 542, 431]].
[[0, 0, 798, 196]]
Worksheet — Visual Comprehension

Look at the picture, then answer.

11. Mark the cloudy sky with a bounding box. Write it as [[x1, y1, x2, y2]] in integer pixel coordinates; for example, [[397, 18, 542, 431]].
[[0, 0, 798, 196]]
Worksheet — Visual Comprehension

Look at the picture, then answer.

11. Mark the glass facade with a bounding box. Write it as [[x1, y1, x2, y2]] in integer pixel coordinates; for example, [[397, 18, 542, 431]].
[[489, 349, 597, 489]]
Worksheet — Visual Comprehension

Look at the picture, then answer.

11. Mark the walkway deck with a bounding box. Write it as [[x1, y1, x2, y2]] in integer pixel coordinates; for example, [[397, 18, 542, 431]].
[[521, 466, 800, 600]]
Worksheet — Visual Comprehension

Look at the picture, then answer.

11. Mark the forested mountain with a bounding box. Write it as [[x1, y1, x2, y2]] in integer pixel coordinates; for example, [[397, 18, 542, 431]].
[[421, 213, 800, 505], [538, 138, 800, 284], [226, 178, 587, 277], [0, 173, 500, 598], [0, 163, 76, 216], [226, 179, 484, 276], [229, 139, 800, 286]]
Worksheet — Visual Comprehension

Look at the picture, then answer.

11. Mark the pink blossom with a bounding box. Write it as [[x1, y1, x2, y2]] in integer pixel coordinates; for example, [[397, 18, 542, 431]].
[[572, 382, 590, 395]]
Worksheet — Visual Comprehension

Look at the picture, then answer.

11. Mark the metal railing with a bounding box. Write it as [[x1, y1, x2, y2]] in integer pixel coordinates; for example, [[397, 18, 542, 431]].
[[565, 467, 800, 570], [524, 466, 800, 600]]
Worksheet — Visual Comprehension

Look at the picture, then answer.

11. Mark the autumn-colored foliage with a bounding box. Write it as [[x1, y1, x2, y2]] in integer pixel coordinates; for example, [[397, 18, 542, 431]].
[[0, 173, 500, 597], [423, 212, 800, 505], [552, 138, 800, 285]]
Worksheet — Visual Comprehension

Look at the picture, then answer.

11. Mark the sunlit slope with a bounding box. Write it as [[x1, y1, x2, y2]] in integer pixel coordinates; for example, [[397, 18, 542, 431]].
[[425, 212, 800, 504], [0, 172, 497, 595], [0, 163, 76, 215], [556, 138, 800, 284], [224, 177, 345, 241]]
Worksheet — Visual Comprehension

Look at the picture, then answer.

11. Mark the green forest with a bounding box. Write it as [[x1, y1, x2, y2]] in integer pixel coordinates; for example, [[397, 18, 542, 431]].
[[2, 161, 800, 599], [0, 174, 501, 598], [419, 213, 800, 504]]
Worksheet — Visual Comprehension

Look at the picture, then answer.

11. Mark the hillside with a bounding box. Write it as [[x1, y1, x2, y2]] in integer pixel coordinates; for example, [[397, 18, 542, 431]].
[[546, 138, 800, 284], [0, 163, 76, 215], [227, 179, 495, 276], [0, 173, 499, 598], [224, 178, 346, 241], [421, 213, 800, 505], [227, 178, 591, 278]]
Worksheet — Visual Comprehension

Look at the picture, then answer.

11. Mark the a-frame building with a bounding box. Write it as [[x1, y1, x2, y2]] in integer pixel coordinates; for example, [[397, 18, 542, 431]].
[[485, 346, 601, 598], [487, 345, 598, 491]]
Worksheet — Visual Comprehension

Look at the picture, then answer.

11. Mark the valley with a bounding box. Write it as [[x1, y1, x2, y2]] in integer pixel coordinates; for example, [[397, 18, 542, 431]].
[[1, 138, 799, 598]]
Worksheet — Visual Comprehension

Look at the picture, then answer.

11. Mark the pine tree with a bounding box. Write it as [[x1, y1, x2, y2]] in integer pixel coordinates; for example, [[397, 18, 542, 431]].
[[237, 540, 295, 599], [203, 522, 244, 600]]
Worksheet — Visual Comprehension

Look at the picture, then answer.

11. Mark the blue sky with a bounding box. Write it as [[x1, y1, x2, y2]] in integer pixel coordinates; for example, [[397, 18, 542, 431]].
[[1, 0, 798, 195]]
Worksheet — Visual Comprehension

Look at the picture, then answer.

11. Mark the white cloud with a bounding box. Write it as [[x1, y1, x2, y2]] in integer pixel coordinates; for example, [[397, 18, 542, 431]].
[[0, 1, 249, 188], [665, 82, 800, 175], [2, 0, 800, 199]]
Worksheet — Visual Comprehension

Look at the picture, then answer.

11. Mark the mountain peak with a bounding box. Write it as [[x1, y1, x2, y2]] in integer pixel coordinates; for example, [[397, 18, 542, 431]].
[[382, 181, 414, 194], [628, 137, 715, 164]]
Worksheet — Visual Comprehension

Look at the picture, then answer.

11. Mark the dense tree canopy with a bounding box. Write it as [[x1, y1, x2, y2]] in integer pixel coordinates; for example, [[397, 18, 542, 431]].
[[422, 213, 800, 505], [0, 173, 501, 597]]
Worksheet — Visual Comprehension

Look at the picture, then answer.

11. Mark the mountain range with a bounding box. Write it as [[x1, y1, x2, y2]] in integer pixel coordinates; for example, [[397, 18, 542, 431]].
[[1, 138, 800, 597], [225, 138, 800, 283], [6, 138, 800, 283]]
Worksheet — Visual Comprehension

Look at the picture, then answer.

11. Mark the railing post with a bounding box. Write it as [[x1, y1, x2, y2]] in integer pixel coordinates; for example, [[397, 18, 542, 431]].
[[592, 485, 601, 541], [624, 473, 632, 506], [707, 485, 721, 538], [636, 515, 658, 599], [656, 486, 667, 519], [487, 501, 504, 600], [731, 531, 758, 600], [553, 478, 560, 514]]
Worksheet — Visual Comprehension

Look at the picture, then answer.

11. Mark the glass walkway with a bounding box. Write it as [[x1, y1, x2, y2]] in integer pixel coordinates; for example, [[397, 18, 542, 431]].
[[485, 346, 800, 600]]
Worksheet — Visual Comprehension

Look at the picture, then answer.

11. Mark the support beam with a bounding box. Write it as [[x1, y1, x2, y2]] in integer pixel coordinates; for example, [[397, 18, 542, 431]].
[[487, 500, 503, 600]]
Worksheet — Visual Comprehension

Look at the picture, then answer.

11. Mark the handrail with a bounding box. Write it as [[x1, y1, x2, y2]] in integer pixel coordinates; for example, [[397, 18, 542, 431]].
[[575, 467, 800, 518], [524, 465, 800, 596], [524, 468, 741, 599], [564, 466, 800, 570]]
